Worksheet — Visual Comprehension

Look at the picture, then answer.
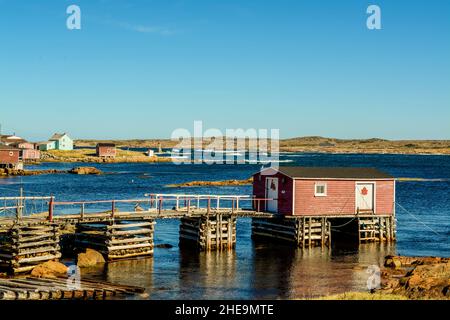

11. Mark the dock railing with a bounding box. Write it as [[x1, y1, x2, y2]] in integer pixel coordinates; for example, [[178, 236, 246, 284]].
[[43, 194, 273, 222], [0, 196, 53, 221]]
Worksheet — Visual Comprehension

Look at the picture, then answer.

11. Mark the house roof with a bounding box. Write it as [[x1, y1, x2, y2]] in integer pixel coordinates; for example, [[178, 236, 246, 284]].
[[97, 143, 116, 147], [0, 145, 19, 151], [263, 166, 393, 179], [50, 133, 69, 140]]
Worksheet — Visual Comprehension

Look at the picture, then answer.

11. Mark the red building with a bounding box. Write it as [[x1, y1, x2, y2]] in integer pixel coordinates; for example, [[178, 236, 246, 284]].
[[20, 149, 41, 161], [253, 167, 395, 216], [96, 143, 117, 158], [0, 145, 21, 169]]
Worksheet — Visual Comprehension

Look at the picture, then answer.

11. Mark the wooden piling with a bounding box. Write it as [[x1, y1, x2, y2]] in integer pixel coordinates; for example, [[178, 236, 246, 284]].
[[179, 214, 236, 251], [251, 217, 330, 248], [0, 221, 61, 274], [74, 219, 155, 260]]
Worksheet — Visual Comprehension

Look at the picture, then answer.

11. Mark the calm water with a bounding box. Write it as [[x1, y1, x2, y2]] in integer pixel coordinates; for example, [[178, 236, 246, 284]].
[[1, 153, 449, 299]]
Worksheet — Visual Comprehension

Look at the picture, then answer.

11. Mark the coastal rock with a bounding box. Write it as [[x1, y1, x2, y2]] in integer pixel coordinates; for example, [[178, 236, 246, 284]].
[[380, 256, 450, 300], [384, 256, 402, 269], [69, 167, 102, 175], [31, 261, 68, 278], [0, 169, 66, 177], [77, 248, 106, 267]]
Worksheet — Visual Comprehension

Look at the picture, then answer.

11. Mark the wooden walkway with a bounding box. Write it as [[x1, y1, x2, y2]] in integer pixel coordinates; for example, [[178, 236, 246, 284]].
[[0, 277, 145, 300]]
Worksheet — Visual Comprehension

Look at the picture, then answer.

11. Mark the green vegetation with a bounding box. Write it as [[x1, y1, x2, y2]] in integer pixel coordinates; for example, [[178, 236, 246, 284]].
[[167, 178, 253, 188], [41, 148, 172, 163], [75, 136, 450, 155], [317, 292, 408, 300]]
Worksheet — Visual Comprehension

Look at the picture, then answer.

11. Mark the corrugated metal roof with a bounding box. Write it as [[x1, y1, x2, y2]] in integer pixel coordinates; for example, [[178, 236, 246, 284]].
[[271, 166, 393, 179]]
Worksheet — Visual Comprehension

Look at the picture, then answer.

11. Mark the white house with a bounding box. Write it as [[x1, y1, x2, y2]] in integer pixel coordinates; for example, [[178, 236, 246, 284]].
[[49, 133, 73, 151]]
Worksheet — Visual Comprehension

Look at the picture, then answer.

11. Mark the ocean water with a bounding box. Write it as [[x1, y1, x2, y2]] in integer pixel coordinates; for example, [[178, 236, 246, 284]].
[[0, 153, 449, 299]]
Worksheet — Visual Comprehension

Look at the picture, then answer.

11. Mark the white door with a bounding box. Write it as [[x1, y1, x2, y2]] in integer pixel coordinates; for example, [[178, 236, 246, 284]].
[[266, 178, 279, 213], [356, 183, 375, 213]]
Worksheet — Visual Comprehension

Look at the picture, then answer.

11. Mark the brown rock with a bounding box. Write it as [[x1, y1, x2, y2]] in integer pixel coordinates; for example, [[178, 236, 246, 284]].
[[77, 248, 106, 267], [31, 261, 68, 278], [69, 167, 102, 175], [384, 256, 402, 269]]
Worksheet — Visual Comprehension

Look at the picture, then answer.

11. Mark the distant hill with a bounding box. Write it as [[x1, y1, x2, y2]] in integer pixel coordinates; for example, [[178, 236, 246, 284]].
[[75, 137, 450, 155]]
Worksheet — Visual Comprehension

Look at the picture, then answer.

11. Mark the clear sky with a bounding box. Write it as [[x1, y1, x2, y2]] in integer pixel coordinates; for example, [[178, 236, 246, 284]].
[[0, 0, 449, 141]]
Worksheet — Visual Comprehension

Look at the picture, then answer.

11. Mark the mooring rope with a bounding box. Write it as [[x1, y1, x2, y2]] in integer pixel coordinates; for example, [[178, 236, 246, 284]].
[[396, 202, 442, 236]]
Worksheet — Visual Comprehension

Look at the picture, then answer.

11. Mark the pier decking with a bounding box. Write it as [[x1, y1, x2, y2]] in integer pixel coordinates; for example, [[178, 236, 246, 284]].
[[0, 276, 145, 300]]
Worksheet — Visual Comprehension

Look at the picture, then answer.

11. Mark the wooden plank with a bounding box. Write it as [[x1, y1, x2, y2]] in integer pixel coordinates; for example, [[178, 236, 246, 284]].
[[108, 222, 155, 229], [110, 228, 152, 236], [16, 253, 61, 264], [107, 243, 153, 252], [107, 236, 153, 245]]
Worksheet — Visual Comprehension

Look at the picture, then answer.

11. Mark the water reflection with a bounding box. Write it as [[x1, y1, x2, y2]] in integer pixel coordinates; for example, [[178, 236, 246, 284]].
[[248, 242, 396, 299], [76, 242, 396, 300], [178, 249, 238, 299]]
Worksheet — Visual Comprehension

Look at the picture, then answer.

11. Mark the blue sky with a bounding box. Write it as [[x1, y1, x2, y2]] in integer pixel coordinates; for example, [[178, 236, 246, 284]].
[[0, 0, 449, 141]]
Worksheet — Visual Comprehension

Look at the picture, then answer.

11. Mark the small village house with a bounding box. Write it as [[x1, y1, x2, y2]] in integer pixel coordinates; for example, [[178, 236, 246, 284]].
[[0, 145, 22, 170], [0, 134, 25, 146], [253, 166, 395, 216], [20, 149, 41, 161], [38, 141, 56, 151], [96, 143, 117, 158], [49, 133, 73, 150], [39, 133, 73, 151], [1, 135, 40, 161]]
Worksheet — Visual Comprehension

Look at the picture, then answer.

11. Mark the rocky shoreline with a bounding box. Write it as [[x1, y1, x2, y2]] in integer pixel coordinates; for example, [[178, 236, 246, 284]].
[[379, 255, 450, 299], [168, 178, 253, 187], [0, 166, 103, 177], [322, 255, 450, 300], [41, 149, 173, 164]]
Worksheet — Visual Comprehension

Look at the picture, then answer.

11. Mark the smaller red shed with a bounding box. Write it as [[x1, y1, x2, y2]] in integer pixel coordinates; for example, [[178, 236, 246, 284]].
[[253, 166, 395, 216], [96, 143, 117, 158], [20, 149, 41, 161], [0, 145, 21, 169]]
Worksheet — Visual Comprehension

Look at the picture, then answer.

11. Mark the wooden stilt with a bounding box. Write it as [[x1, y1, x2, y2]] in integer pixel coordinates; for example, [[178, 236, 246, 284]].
[[180, 215, 236, 251]]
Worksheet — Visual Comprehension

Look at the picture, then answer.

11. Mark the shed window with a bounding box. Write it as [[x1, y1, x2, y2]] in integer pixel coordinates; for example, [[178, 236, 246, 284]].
[[314, 183, 327, 197]]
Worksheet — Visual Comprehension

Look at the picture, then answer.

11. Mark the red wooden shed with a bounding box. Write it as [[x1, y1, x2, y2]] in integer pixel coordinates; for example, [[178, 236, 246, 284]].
[[0, 145, 21, 169], [253, 166, 395, 216], [96, 143, 117, 158]]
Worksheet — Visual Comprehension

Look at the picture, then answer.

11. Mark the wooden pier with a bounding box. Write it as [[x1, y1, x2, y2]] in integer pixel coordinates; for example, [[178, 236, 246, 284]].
[[0, 193, 397, 274], [0, 276, 145, 300]]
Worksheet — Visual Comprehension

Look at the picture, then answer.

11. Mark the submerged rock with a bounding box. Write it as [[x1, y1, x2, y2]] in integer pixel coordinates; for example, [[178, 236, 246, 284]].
[[77, 248, 106, 267], [69, 167, 102, 175], [155, 243, 174, 249], [31, 261, 68, 278]]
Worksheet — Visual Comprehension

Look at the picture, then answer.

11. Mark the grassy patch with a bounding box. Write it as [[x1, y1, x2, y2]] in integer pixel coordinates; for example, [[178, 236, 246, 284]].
[[318, 292, 408, 300]]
